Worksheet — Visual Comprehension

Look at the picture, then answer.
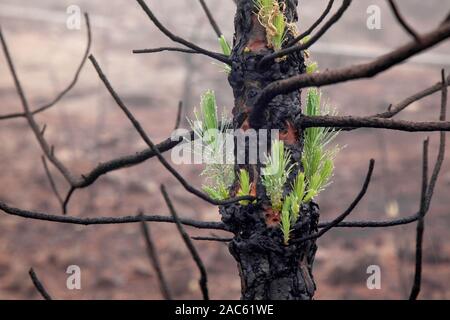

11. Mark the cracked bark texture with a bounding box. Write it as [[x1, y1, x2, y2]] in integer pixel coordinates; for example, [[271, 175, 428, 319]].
[[220, 0, 319, 300]]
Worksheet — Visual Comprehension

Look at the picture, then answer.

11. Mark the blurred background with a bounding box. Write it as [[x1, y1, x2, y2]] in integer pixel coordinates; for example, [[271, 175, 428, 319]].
[[0, 0, 449, 299]]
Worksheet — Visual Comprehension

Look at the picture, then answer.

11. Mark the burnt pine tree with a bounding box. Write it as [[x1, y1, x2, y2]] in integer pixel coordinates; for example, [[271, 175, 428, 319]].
[[224, 0, 321, 300], [0, 0, 449, 300]]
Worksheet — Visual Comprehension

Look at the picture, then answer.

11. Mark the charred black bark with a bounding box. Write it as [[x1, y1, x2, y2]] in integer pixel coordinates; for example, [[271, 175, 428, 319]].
[[220, 0, 319, 300], [221, 203, 319, 300]]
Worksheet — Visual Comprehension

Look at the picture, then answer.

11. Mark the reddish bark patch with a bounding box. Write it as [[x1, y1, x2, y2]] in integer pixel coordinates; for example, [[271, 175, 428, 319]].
[[279, 121, 298, 145], [240, 118, 251, 131], [245, 16, 267, 52], [264, 206, 281, 227]]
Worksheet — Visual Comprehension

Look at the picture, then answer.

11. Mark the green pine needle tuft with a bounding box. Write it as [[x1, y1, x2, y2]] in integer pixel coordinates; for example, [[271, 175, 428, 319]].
[[237, 169, 253, 205], [302, 88, 340, 202], [218, 35, 232, 57], [280, 196, 293, 245], [262, 140, 295, 212], [187, 90, 234, 201], [217, 35, 232, 74]]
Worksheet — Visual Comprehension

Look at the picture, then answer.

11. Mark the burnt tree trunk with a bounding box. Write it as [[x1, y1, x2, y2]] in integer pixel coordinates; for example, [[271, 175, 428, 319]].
[[220, 0, 319, 300]]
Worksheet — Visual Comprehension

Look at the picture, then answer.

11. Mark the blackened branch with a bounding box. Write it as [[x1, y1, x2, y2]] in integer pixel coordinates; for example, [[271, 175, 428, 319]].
[[133, 47, 198, 55], [41, 156, 64, 209], [376, 74, 450, 119], [423, 70, 448, 214], [409, 138, 429, 300], [0, 201, 227, 230], [410, 70, 448, 300], [198, 0, 223, 37], [139, 213, 173, 300], [136, 0, 230, 64], [286, 0, 335, 47], [299, 115, 450, 132], [29, 268, 52, 300], [0, 13, 91, 121], [160, 185, 209, 300], [0, 26, 79, 186], [318, 214, 420, 228], [387, 0, 420, 42], [1, 24, 192, 210], [174, 101, 183, 130], [192, 236, 233, 242], [251, 21, 450, 128], [293, 159, 375, 244]]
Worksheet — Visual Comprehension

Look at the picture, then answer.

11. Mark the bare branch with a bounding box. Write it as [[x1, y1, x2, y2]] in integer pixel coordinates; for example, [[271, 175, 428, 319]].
[[286, 0, 335, 47], [298, 115, 450, 132], [318, 214, 420, 228], [175, 101, 183, 130], [251, 22, 450, 128], [198, 0, 222, 38], [0, 13, 91, 121], [41, 156, 64, 209], [0, 201, 227, 230], [387, 0, 420, 42], [409, 138, 429, 300], [160, 185, 209, 300], [376, 74, 450, 119], [192, 236, 233, 242], [410, 70, 448, 300], [0, 26, 79, 185], [423, 70, 448, 213], [76, 134, 190, 189], [139, 213, 172, 300], [293, 159, 375, 244], [28, 268, 52, 300], [133, 47, 198, 55], [136, 0, 229, 64]]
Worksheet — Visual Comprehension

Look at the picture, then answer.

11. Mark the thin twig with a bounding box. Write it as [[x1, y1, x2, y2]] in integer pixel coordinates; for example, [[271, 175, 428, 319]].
[[28, 268, 52, 300], [62, 187, 75, 215], [410, 70, 448, 300], [192, 236, 233, 242], [136, 0, 229, 64], [293, 159, 375, 244], [160, 185, 209, 300], [318, 213, 420, 228], [251, 22, 450, 127], [133, 47, 198, 55], [139, 213, 172, 300], [387, 0, 420, 42], [286, 0, 335, 47], [0, 13, 91, 121], [41, 156, 64, 209], [423, 70, 448, 213], [376, 74, 450, 119], [298, 115, 450, 132], [175, 101, 183, 130], [409, 138, 429, 300], [198, 0, 222, 37], [0, 27, 78, 186], [0, 201, 228, 230]]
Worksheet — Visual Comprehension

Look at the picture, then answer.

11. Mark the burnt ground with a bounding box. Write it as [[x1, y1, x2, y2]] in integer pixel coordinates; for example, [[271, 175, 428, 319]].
[[0, 0, 449, 299]]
